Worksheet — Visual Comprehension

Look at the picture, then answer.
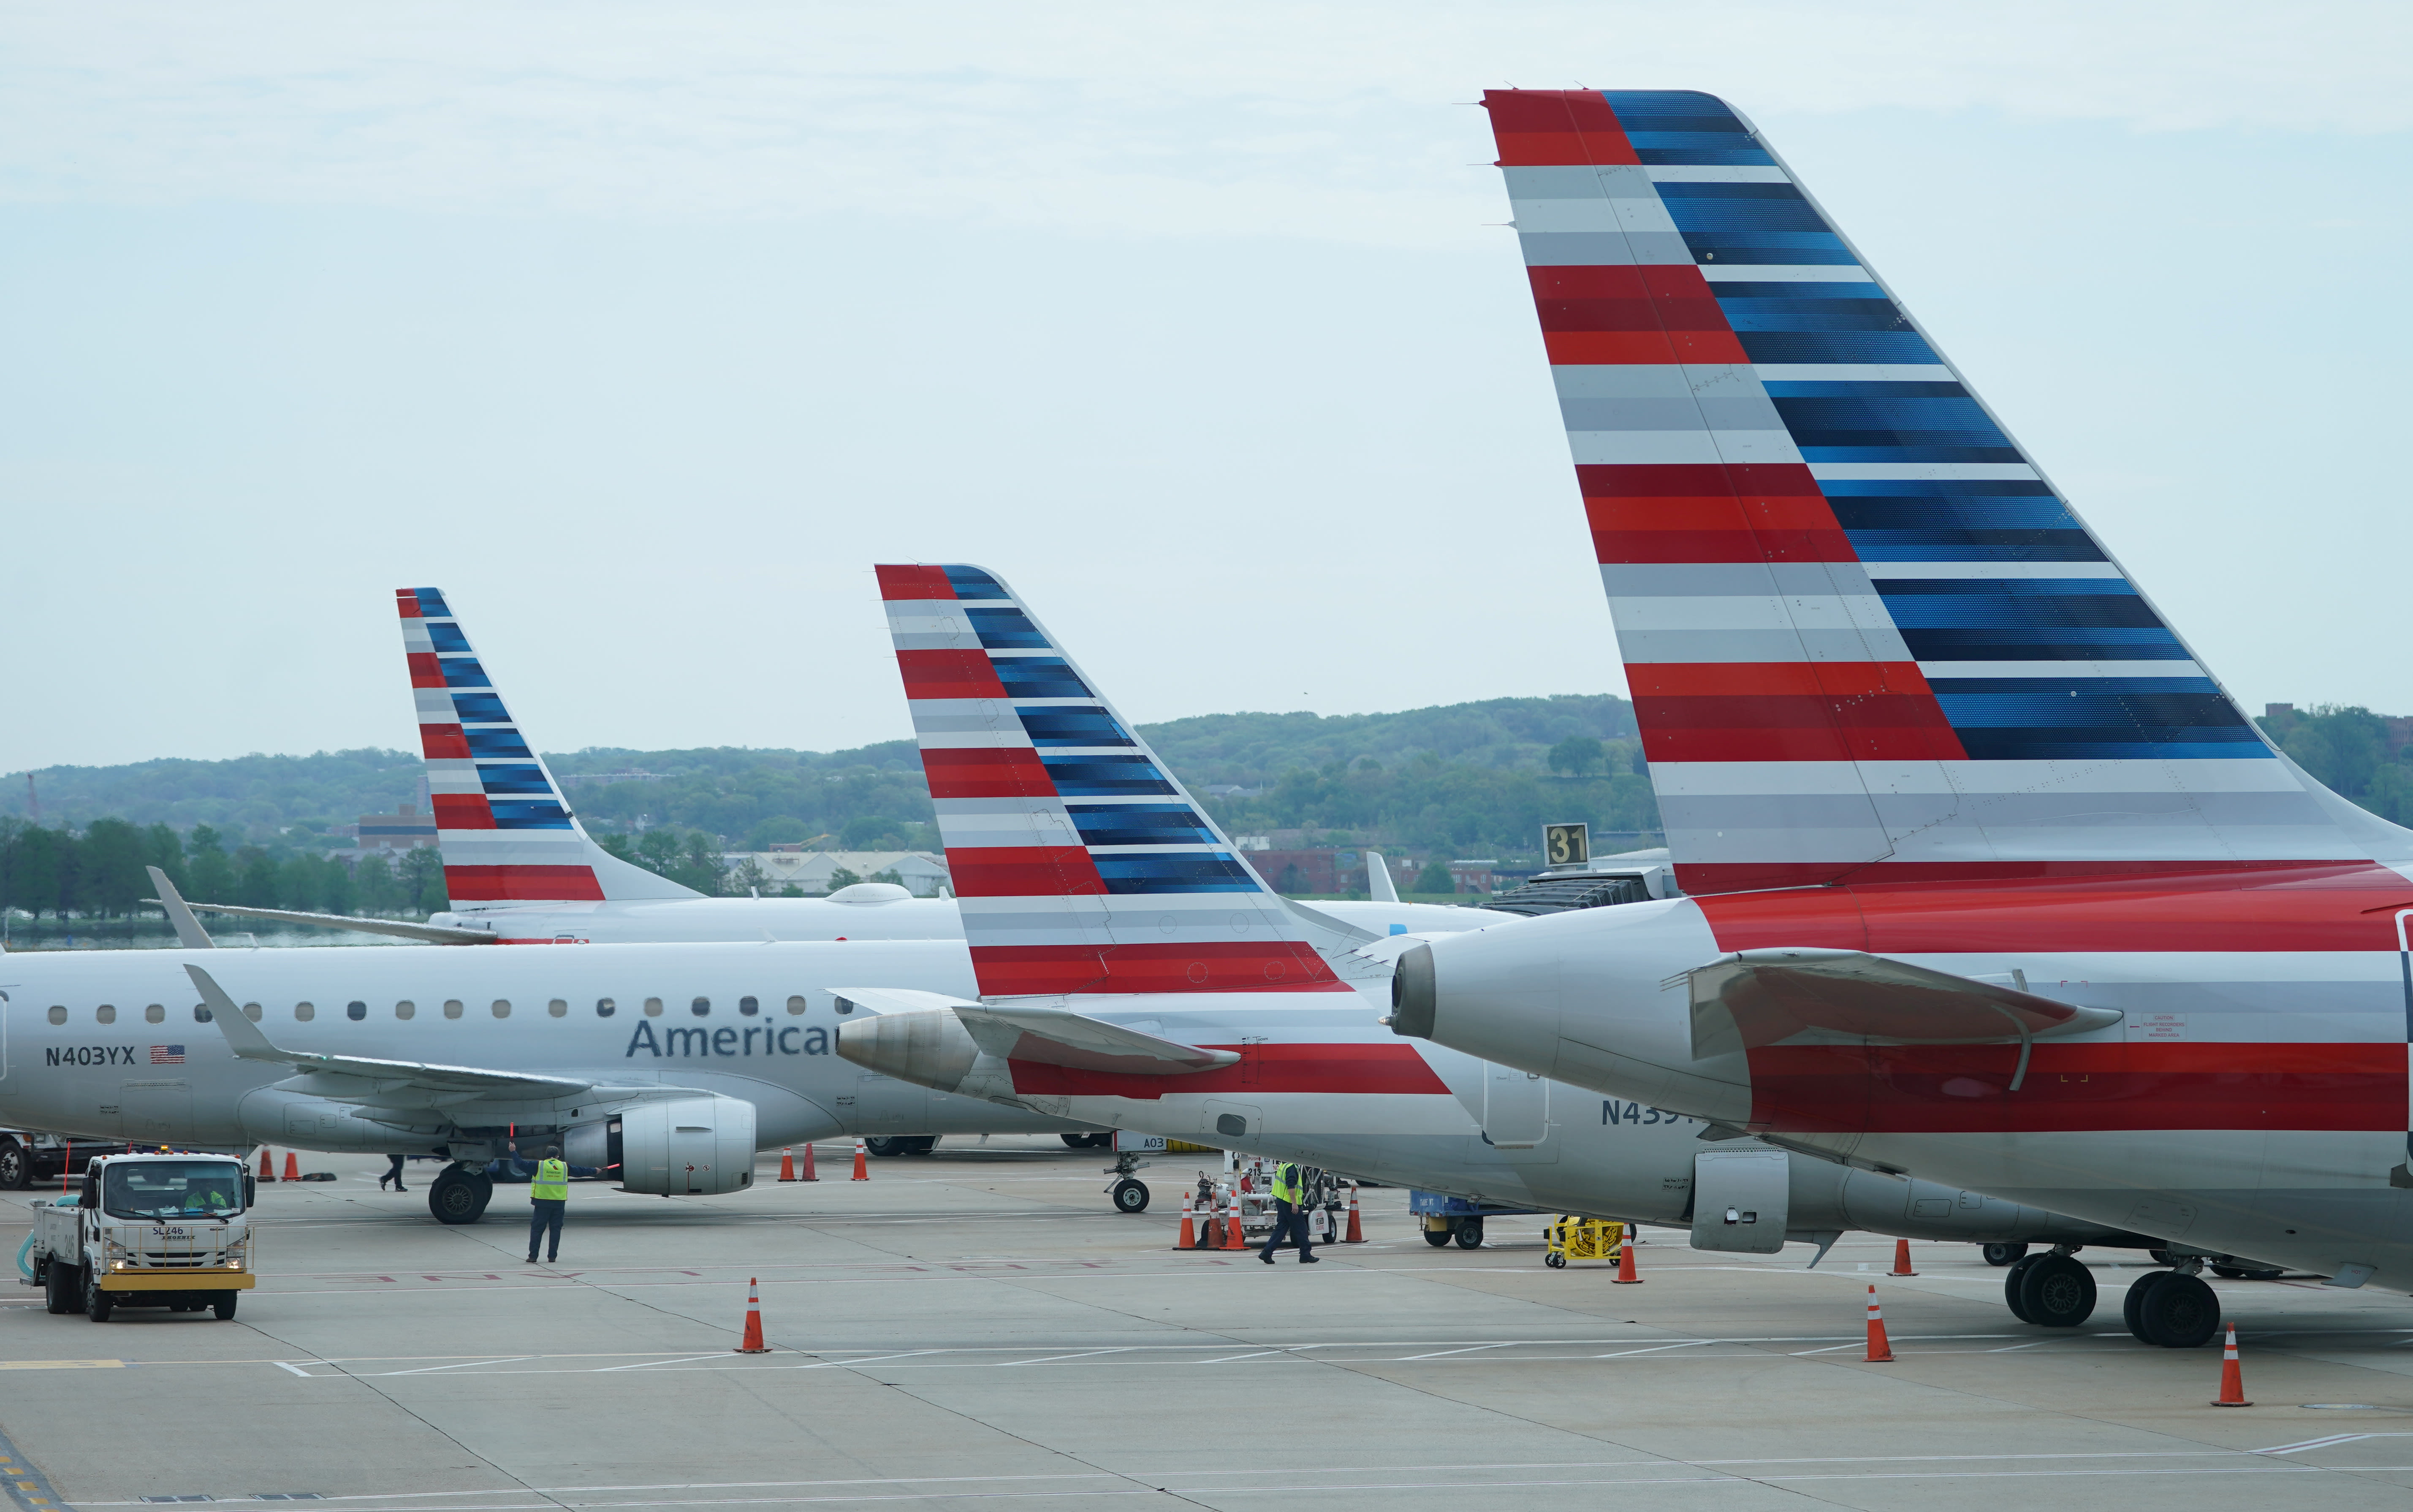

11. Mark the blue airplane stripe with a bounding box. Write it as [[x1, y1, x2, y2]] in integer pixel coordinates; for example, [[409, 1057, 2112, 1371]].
[[1800, 446, 2028, 463], [1840, 531, 2110, 562], [1953, 736, 2273, 761], [1737, 331, 1941, 363], [1762, 382, 1973, 399], [1896, 629, 2192, 659]]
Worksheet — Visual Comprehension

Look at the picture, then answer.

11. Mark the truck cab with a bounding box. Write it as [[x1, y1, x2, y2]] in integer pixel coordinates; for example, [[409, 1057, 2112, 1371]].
[[22, 1152, 256, 1321]]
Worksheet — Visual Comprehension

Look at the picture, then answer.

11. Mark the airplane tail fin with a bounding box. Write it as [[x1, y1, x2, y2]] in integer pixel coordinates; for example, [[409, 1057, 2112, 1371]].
[[397, 588, 700, 905], [1484, 89, 2409, 891], [876, 564, 1345, 997]]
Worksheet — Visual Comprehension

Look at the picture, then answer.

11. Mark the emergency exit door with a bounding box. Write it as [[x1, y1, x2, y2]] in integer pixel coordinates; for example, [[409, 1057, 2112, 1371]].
[[1482, 1064, 1550, 1151]]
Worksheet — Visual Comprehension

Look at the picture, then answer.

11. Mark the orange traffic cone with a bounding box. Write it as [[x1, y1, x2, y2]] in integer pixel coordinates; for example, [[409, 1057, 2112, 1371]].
[[1864, 1285, 1895, 1362], [282, 1152, 301, 1182], [777, 1149, 797, 1182], [1344, 1182, 1365, 1243], [258, 1146, 275, 1182], [2211, 1322, 2251, 1406], [800, 1142, 818, 1181], [734, 1276, 770, 1354], [1175, 1190, 1196, 1249], [850, 1140, 869, 1181], [1890, 1238, 1917, 1276], [1611, 1227, 1642, 1284], [1224, 1188, 1246, 1248]]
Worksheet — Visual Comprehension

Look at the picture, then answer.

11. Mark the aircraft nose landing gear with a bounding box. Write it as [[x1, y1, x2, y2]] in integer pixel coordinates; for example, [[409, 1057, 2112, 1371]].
[[1104, 1146, 1150, 1213], [428, 1162, 495, 1225]]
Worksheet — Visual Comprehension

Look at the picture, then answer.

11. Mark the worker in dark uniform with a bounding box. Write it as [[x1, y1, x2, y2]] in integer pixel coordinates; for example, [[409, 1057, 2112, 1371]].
[[380, 1153, 407, 1191], [526, 1145, 569, 1265], [1259, 1160, 1321, 1265]]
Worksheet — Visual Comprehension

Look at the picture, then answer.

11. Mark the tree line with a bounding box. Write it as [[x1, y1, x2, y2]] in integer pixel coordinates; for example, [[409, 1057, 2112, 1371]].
[[0, 817, 446, 922]]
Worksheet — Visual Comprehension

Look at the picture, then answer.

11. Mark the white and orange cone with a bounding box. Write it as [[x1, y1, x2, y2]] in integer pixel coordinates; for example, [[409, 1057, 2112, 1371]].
[[282, 1152, 301, 1182], [1864, 1284, 1895, 1362], [1890, 1238, 1917, 1276], [776, 1148, 798, 1182], [734, 1276, 769, 1354], [1175, 1190, 1196, 1249], [1612, 1228, 1642, 1284], [850, 1140, 869, 1181], [1224, 1187, 1245, 1248], [2211, 1322, 2251, 1406], [1344, 1182, 1365, 1243]]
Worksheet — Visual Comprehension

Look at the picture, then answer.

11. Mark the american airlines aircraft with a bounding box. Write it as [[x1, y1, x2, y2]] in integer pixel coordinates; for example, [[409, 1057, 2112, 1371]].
[[189, 586, 1504, 947], [1386, 89, 2413, 1345], [830, 563, 2158, 1306]]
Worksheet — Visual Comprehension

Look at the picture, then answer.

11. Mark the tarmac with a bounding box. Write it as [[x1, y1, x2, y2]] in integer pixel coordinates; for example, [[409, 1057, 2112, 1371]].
[[5, 1141, 2413, 1511]]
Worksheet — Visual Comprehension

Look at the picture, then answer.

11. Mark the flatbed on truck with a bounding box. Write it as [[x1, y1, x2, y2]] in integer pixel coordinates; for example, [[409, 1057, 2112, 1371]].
[[19, 1152, 256, 1322]]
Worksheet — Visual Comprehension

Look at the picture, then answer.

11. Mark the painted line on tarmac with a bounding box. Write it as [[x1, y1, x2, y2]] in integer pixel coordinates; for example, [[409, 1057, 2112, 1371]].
[[0, 1421, 75, 1512]]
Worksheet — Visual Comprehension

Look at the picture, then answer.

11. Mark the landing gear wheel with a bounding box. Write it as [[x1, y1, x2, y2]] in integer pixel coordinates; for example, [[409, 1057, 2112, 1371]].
[[2017, 1254, 2097, 1327], [2210, 1263, 2282, 1280], [1454, 1217, 1484, 1249], [864, 1137, 910, 1157], [1422, 1228, 1451, 1248], [2003, 1252, 2044, 1322], [0, 1138, 30, 1190], [2123, 1271, 2165, 1341], [2135, 1271, 2219, 1348], [84, 1271, 113, 1322], [43, 1263, 77, 1315], [1981, 1242, 2028, 1268], [1110, 1178, 1150, 1214], [1545, 1251, 1567, 1269], [213, 1293, 239, 1320], [428, 1165, 492, 1225]]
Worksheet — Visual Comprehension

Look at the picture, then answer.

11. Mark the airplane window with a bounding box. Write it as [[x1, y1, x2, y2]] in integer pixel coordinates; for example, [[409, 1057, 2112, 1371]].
[[295, 1002, 316, 1022], [396, 1000, 415, 1020], [739, 996, 759, 1016], [492, 1000, 511, 1019], [596, 997, 616, 1018], [690, 997, 711, 1017], [46, 1006, 65, 1025], [243, 1003, 262, 1022], [643, 998, 663, 1017], [347, 1000, 368, 1021], [786, 995, 807, 1015], [548, 999, 567, 1018], [145, 1004, 165, 1024], [193, 1003, 213, 1023], [444, 999, 464, 1019], [96, 1005, 116, 1025]]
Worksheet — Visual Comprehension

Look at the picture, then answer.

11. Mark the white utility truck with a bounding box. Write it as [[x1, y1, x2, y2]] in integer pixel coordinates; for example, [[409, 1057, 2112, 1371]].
[[21, 1152, 255, 1321]]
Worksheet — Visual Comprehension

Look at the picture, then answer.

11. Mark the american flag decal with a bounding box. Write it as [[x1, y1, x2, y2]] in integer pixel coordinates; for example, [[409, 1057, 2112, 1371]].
[[151, 1045, 185, 1064]]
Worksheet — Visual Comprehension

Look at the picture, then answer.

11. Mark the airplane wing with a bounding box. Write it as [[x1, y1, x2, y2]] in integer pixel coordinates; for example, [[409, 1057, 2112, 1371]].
[[829, 986, 1240, 1076], [187, 964, 594, 1106], [170, 901, 499, 945], [1686, 948, 2123, 1065]]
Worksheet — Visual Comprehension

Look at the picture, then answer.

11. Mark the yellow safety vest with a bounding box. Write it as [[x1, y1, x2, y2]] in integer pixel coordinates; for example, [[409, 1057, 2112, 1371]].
[[1272, 1163, 1300, 1203], [530, 1160, 569, 1201]]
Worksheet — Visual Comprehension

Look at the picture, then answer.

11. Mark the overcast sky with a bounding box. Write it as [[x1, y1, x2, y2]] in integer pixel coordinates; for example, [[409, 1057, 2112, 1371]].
[[5, 2, 2409, 776]]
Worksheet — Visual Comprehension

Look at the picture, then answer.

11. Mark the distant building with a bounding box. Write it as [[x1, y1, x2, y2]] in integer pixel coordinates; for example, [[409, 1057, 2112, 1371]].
[[1246, 847, 1369, 897], [358, 802, 437, 851], [1230, 835, 1270, 852], [1447, 859, 1498, 894], [719, 850, 951, 898]]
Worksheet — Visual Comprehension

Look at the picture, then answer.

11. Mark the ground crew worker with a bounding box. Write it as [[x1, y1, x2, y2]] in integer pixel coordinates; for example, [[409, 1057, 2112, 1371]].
[[1259, 1160, 1320, 1265], [526, 1144, 569, 1265]]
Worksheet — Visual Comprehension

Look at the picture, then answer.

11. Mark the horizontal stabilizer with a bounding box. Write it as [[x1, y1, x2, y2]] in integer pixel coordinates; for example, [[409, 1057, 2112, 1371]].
[[168, 900, 499, 945], [1685, 948, 2121, 1060], [957, 1005, 1241, 1076]]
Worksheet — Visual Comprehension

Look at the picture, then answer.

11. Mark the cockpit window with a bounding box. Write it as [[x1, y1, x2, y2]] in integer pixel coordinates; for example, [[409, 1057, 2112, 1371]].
[[101, 1160, 247, 1220]]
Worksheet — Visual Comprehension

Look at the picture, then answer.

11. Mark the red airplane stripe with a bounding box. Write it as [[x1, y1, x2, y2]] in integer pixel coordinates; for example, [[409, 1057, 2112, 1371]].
[[442, 866, 605, 902]]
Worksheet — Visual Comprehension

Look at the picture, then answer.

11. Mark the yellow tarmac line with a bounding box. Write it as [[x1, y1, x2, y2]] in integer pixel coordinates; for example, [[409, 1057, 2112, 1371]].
[[0, 1359, 124, 1371]]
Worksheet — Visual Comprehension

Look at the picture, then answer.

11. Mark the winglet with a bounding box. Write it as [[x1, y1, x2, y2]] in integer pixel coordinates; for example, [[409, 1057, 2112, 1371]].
[[183, 965, 287, 1062], [1363, 850, 1399, 904], [146, 867, 216, 950]]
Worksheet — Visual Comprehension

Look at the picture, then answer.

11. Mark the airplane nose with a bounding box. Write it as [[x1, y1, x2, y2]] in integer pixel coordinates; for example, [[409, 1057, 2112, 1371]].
[[833, 1010, 981, 1092], [1388, 944, 1436, 1039]]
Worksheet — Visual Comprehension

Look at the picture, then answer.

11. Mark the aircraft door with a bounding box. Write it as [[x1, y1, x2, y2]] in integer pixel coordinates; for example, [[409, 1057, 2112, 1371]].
[[1691, 1146, 1788, 1254], [1482, 1064, 1550, 1152], [119, 1078, 194, 1142]]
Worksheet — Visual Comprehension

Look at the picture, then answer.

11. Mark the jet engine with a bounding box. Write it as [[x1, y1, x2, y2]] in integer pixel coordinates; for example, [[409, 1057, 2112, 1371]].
[[576, 1095, 758, 1196]]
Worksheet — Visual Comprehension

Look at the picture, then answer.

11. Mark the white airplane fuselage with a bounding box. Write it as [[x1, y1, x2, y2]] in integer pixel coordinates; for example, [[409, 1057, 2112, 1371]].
[[0, 940, 1075, 1154], [1401, 879, 2413, 1291]]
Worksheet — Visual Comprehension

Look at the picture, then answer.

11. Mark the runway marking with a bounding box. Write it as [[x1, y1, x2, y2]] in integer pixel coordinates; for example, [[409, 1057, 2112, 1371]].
[[377, 1356, 537, 1377], [595, 1354, 752, 1373], [273, 1360, 316, 1377], [0, 1359, 122, 1371], [1392, 1343, 1512, 1361], [1591, 1341, 1712, 1359]]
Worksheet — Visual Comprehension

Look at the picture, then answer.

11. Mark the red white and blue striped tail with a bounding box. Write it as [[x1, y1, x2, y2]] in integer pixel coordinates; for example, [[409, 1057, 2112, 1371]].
[[396, 588, 698, 905], [876, 564, 1345, 998], [1485, 89, 2412, 894]]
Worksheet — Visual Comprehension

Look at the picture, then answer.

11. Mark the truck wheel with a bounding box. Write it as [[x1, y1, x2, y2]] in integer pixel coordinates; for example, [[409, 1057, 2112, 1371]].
[[1454, 1217, 1484, 1249], [2136, 1271, 2219, 1348], [428, 1167, 485, 1225], [0, 1138, 30, 1191], [1110, 1178, 1150, 1214], [213, 1293, 239, 1321], [1980, 1242, 2028, 1267], [2016, 1254, 2097, 1327], [44, 1263, 77, 1315], [84, 1271, 114, 1322], [1422, 1228, 1450, 1248]]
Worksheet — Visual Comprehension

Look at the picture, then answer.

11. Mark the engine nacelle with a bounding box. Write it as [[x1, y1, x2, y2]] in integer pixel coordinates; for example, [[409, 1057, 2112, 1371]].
[[605, 1095, 758, 1196]]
